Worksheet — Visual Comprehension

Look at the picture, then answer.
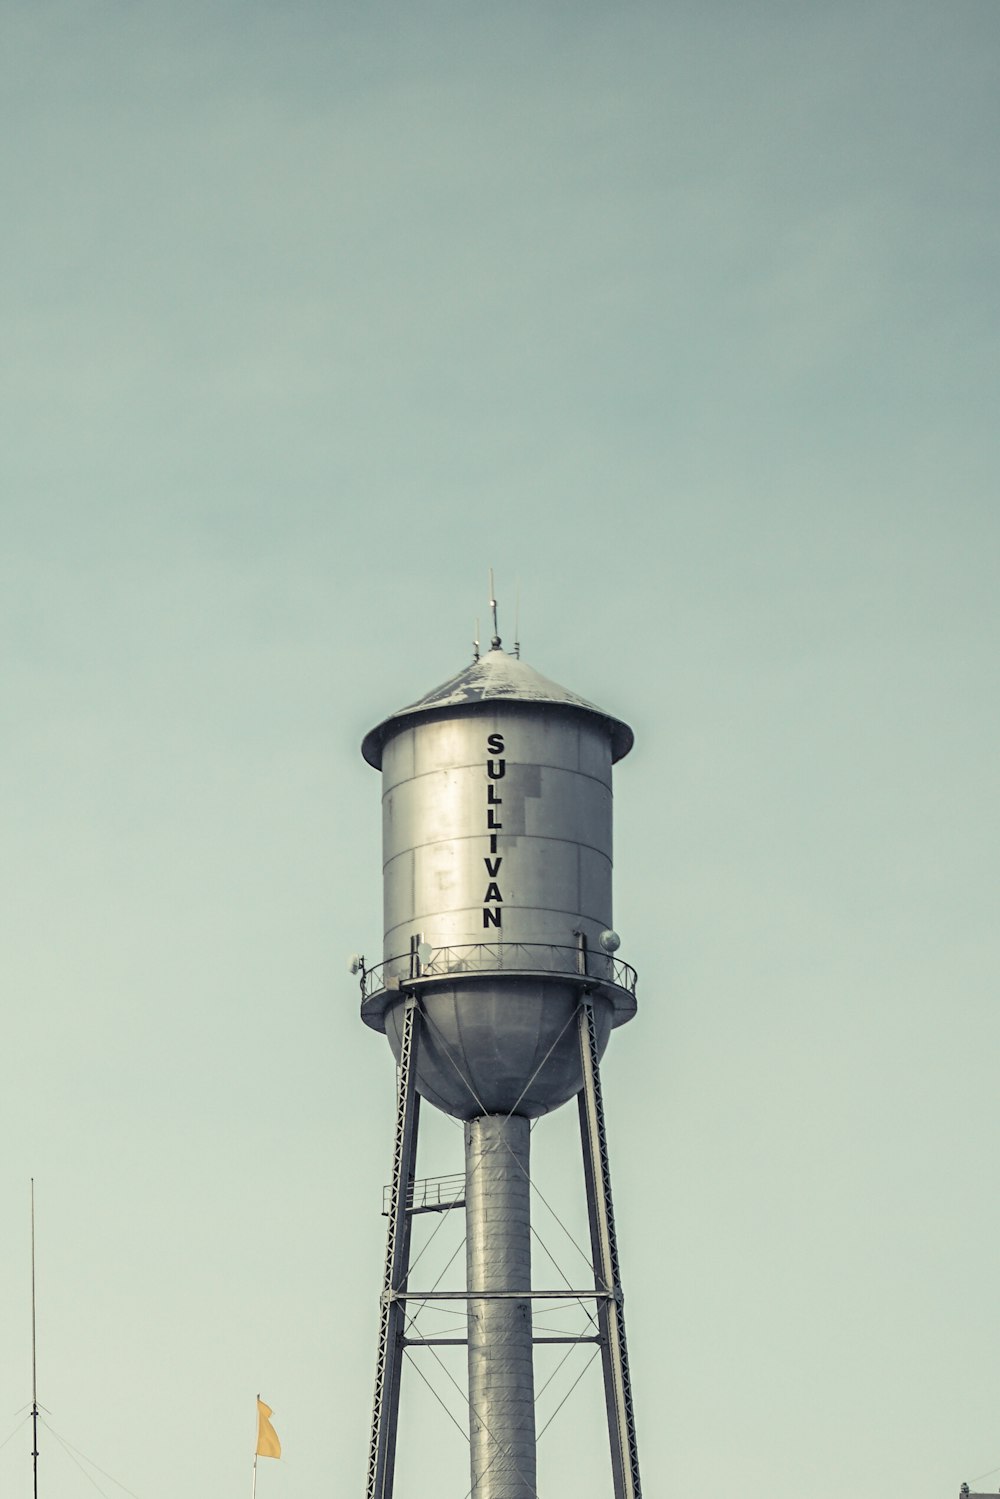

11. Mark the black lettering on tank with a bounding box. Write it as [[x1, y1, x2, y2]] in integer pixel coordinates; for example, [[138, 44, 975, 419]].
[[484, 733, 506, 928]]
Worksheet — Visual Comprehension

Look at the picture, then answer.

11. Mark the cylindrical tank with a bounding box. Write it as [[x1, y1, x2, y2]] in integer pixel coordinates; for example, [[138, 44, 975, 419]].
[[361, 645, 636, 1119]]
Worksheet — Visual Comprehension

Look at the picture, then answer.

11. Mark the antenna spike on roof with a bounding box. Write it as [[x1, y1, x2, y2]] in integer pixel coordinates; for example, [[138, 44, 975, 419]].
[[513, 581, 521, 659], [488, 568, 501, 650]]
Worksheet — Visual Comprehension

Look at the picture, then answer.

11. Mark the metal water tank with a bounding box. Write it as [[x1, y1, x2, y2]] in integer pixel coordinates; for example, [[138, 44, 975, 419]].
[[360, 643, 636, 1119]]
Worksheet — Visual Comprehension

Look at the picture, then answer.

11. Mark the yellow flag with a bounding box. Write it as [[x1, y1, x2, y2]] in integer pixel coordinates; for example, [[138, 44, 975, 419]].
[[256, 1397, 281, 1459]]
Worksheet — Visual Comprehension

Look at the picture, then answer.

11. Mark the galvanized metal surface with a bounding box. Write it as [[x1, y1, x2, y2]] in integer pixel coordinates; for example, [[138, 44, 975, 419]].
[[381, 1172, 465, 1216], [361, 647, 643, 1499], [361, 941, 638, 1005], [362, 647, 634, 768], [379, 709, 614, 962], [365, 996, 421, 1499], [381, 977, 614, 1118], [389, 1287, 613, 1302], [361, 941, 636, 1119], [578, 1000, 643, 1499], [362, 1000, 645, 1498], [364, 662, 635, 1116], [465, 1115, 536, 1499]]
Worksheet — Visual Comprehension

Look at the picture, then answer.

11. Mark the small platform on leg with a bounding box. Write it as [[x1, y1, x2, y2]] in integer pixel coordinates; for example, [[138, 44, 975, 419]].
[[381, 1173, 467, 1216]]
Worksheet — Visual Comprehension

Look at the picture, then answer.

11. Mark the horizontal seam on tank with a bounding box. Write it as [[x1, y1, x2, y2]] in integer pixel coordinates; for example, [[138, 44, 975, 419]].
[[379, 762, 613, 797], [381, 836, 613, 864], [380, 833, 614, 857], [383, 900, 611, 928]]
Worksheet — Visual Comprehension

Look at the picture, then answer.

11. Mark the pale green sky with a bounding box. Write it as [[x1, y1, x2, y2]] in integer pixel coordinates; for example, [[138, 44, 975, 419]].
[[1, 3, 998, 1496]]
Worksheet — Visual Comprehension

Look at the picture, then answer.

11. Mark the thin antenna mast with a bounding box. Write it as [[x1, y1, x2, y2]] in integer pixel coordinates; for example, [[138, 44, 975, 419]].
[[31, 1178, 38, 1499], [488, 568, 500, 649], [513, 582, 521, 658]]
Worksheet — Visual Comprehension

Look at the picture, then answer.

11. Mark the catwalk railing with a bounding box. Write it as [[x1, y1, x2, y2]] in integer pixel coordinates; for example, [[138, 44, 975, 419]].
[[359, 941, 637, 1003]]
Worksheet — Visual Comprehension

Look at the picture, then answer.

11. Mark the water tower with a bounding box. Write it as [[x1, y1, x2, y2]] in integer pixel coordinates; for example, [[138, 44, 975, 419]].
[[357, 616, 643, 1499]]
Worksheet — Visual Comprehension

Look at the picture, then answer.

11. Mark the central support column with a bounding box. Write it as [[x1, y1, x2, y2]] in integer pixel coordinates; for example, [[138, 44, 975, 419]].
[[465, 1114, 536, 1499]]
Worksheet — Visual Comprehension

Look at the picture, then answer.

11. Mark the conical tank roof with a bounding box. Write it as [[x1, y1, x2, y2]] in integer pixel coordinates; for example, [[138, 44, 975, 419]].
[[361, 646, 634, 768]]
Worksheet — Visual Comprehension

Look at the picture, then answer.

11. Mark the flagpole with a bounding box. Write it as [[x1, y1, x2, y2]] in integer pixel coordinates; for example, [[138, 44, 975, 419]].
[[252, 1391, 258, 1499], [31, 1179, 39, 1499]]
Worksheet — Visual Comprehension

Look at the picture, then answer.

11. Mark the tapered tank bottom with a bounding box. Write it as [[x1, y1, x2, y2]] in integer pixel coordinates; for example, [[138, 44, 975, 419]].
[[381, 982, 617, 1118], [465, 1115, 536, 1499]]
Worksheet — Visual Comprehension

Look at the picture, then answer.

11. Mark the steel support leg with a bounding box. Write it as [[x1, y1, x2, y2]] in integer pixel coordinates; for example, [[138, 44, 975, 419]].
[[577, 1000, 642, 1499], [366, 996, 422, 1499]]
